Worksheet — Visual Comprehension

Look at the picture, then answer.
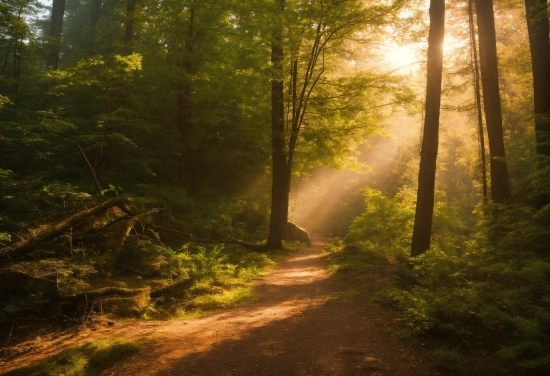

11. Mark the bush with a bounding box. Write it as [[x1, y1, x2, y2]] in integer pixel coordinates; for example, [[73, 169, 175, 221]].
[[388, 203, 550, 373]]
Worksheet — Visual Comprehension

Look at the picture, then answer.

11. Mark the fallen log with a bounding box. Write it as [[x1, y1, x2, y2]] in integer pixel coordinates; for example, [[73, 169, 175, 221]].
[[102, 208, 163, 275], [63, 286, 146, 300], [59, 287, 150, 317], [0, 196, 133, 255], [144, 223, 265, 251], [229, 238, 266, 251]]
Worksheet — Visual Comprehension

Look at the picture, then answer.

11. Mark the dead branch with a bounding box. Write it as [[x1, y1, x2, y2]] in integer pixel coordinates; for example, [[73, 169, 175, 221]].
[[0, 197, 134, 255], [77, 142, 103, 195], [103, 208, 163, 274]]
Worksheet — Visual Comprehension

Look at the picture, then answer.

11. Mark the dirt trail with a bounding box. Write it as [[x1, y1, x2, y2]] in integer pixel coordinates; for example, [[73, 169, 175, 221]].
[[1, 236, 439, 375]]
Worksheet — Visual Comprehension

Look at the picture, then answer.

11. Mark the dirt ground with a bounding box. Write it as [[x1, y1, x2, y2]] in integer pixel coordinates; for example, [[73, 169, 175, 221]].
[[1, 236, 443, 375]]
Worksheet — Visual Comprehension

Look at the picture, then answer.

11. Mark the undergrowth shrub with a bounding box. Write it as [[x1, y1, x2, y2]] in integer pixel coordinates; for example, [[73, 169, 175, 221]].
[[387, 203, 550, 374], [344, 187, 415, 257], [119, 240, 282, 318], [344, 187, 462, 257], [338, 185, 550, 373], [432, 347, 465, 374]]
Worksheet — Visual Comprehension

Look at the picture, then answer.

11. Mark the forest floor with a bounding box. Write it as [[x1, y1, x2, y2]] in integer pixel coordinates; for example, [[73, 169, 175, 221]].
[[1, 236, 499, 375]]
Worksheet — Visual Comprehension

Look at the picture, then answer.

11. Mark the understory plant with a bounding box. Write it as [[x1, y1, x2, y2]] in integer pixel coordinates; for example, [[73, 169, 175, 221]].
[[337, 185, 550, 373], [388, 203, 550, 374]]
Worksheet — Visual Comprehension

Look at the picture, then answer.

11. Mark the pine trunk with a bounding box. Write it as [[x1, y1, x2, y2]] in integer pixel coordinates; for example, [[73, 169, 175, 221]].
[[469, 0, 488, 203], [267, 0, 288, 251], [176, 6, 197, 188], [411, 0, 446, 257], [46, 0, 66, 70], [476, 0, 512, 204], [524, 0, 550, 208], [124, 0, 137, 49], [89, 0, 103, 54]]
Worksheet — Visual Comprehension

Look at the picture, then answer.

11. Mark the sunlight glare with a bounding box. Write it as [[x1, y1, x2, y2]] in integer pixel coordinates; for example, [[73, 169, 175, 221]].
[[384, 33, 464, 73], [384, 44, 419, 72]]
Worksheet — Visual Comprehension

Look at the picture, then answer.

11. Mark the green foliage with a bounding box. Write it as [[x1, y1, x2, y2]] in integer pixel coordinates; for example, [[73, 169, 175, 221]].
[[115, 239, 278, 318], [345, 187, 415, 256], [0, 95, 10, 108], [188, 244, 227, 281], [387, 203, 550, 373], [0, 231, 10, 246], [234, 251, 276, 279], [5, 338, 140, 376], [432, 348, 465, 375], [188, 286, 253, 311], [344, 187, 462, 257], [322, 237, 394, 298]]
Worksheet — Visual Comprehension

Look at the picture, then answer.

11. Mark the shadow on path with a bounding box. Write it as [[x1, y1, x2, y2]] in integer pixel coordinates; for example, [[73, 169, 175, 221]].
[[104, 235, 437, 376]]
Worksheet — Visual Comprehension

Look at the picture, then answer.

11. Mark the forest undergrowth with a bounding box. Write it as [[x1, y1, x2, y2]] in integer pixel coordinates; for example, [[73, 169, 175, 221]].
[[323, 187, 550, 375], [0, 184, 301, 345]]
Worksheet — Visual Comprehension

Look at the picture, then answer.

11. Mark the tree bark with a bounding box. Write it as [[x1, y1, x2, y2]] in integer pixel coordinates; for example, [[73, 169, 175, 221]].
[[476, 0, 512, 204], [524, 0, 550, 208], [411, 0, 445, 257], [89, 0, 103, 54], [124, 0, 137, 49], [46, 0, 66, 70], [469, 0, 488, 204], [267, 0, 288, 251], [176, 4, 198, 188]]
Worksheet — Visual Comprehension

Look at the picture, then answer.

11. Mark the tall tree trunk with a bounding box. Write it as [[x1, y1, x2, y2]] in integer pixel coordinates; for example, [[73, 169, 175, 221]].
[[267, 0, 288, 251], [124, 0, 137, 51], [524, 0, 550, 208], [9, 5, 24, 102], [476, 0, 512, 204], [411, 0, 446, 257], [46, 0, 66, 70], [469, 0, 488, 204], [89, 0, 103, 54], [90, 0, 102, 25], [176, 5, 197, 188]]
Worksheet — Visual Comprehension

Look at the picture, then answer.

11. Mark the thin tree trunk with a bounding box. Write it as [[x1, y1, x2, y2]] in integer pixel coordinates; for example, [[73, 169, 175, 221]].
[[90, 0, 102, 27], [124, 0, 137, 49], [476, 0, 512, 204], [267, 0, 288, 251], [46, 0, 66, 70], [411, 0, 446, 257], [524, 0, 550, 208], [176, 4, 197, 188], [469, 0, 488, 203], [89, 0, 103, 54]]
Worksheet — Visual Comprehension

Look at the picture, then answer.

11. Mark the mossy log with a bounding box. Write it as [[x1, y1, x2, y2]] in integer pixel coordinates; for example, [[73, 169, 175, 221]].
[[63, 286, 146, 300], [101, 208, 162, 275], [59, 287, 150, 317], [0, 197, 133, 255], [229, 238, 266, 251]]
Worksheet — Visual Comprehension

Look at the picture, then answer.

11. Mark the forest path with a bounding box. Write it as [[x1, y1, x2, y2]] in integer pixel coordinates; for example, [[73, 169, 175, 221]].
[[2, 236, 439, 375]]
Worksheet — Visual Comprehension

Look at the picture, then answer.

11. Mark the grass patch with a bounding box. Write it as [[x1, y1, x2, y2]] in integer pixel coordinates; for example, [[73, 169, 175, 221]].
[[322, 237, 406, 301], [188, 286, 254, 311], [6, 338, 140, 376], [141, 243, 298, 319], [341, 287, 362, 300]]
